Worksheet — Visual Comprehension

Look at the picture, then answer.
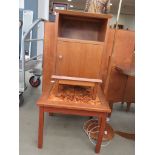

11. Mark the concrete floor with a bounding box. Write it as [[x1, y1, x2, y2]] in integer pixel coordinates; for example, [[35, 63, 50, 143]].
[[19, 72, 135, 155]]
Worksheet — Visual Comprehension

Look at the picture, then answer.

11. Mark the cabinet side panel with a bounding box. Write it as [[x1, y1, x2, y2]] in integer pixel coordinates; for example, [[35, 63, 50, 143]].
[[42, 22, 56, 93]]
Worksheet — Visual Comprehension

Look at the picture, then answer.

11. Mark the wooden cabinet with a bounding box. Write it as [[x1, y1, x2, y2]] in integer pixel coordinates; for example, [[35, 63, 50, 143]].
[[42, 9, 112, 96], [42, 11, 135, 108], [54, 11, 112, 80]]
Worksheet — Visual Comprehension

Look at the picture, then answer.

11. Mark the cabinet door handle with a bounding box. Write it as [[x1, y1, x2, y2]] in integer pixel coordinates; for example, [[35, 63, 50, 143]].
[[58, 55, 63, 60]]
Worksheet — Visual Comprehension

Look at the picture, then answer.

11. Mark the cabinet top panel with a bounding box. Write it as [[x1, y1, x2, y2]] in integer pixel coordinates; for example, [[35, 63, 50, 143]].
[[56, 10, 113, 19]]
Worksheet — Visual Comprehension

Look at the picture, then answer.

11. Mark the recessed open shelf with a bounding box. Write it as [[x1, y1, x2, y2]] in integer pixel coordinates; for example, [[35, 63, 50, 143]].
[[58, 14, 108, 42]]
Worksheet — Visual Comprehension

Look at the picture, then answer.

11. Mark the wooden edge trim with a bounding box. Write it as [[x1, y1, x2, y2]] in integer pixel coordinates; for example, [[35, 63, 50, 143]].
[[56, 10, 113, 19], [51, 75, 102, 83]]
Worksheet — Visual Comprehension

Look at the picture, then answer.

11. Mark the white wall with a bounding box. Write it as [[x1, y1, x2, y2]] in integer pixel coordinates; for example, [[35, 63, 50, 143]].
[[19, 0, 24, 9], [110, 14, 135, 31], [37, 0, 49, 56]]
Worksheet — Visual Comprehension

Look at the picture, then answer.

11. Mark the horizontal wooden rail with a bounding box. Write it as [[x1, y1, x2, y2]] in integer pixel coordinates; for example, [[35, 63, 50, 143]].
[[51, 75, 102, 83]]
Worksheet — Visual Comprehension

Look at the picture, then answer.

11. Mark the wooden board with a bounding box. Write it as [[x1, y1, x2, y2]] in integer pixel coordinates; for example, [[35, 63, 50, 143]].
[[51, 75, 102, 83], [58, 79, 96, 87], [56, 10, 113, 19], [58, 37, 104, 45]]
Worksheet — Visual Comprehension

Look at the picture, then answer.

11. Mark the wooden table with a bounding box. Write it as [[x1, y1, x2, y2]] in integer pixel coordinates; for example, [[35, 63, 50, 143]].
[[37, 86, 111, 153]]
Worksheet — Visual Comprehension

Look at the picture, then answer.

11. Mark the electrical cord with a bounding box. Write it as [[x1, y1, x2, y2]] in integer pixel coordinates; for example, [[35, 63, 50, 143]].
[[83, 118, 111, 147]]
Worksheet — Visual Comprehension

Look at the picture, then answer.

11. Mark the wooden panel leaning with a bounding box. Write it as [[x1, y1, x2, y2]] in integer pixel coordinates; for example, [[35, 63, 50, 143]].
[[103, 29, 135, 115]]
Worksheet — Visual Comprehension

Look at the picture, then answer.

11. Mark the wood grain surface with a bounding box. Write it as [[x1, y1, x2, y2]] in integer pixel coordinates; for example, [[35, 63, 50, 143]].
[[56, 40, 104, 78]]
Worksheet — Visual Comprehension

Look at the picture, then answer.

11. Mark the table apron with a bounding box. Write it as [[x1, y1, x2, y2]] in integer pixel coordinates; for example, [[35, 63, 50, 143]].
[[42, 106, 107, 117]]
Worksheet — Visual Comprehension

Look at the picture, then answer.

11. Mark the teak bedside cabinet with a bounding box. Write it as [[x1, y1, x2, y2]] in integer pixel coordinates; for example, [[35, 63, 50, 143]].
[[37, 10, 112, 153]]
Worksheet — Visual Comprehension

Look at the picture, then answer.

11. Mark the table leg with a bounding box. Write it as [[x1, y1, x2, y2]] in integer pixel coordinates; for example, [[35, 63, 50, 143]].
[[38, 107, 44, 148], [95, 115, 106, 153]]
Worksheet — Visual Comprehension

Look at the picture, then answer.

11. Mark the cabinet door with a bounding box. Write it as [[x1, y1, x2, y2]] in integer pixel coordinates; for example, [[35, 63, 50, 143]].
[[56, 41, 103, 79]]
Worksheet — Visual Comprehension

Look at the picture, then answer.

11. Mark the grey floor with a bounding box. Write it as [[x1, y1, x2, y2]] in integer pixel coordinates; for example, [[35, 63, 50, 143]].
[[19, 72, 135, 155]]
